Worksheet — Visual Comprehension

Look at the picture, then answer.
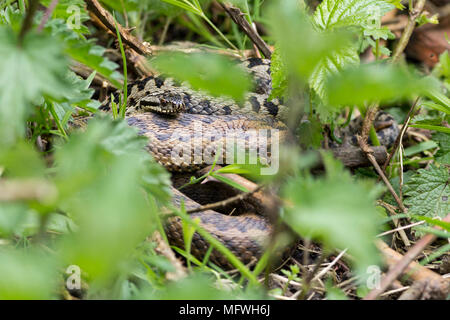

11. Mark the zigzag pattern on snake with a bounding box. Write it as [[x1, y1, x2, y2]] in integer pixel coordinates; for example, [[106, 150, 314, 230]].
[[100, 58, 399, 269]]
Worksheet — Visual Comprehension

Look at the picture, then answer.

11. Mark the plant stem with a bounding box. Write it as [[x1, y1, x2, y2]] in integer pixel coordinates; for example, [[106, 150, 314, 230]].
[[18, 0, 39, 46], [392, 0, 427, 63], [114, 17, 128, 119]]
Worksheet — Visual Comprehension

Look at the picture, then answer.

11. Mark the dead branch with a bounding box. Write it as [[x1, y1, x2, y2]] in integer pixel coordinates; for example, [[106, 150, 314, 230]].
[[220, 2, 272, 59], [358, 136, 408, 213], [85, 0, 152, 56], [392, 0, 428, 63], [365, 217, 450, 300], [0, 179, 57, 202], [150, 231, 187, 281], [329, 145, 388, 168]]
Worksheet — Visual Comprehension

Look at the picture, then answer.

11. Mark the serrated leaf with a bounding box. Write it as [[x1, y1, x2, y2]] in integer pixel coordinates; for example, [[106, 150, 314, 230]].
[[0, 27, 72, 145], [313, 0, 394, 32], [40, 0, 90, 35], [268, 0, 353, 80], [309, 0, 395, 108], [309, 44, 359, 101], [44, 19, 122, 87], [404, 165, 449, 220], [269, 45, 288, 101]]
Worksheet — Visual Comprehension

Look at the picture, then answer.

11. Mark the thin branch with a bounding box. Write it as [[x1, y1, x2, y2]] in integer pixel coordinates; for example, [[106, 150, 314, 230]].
[[220, 2, 272, 59], [37, 0, 59, 32], [365, 214, 450, 300], [392, 0, 428, 63], [358, 136, 408, 213], [311, 249, 348, 282], [85, 0, 152, 56], [382, 97, 420, 172]]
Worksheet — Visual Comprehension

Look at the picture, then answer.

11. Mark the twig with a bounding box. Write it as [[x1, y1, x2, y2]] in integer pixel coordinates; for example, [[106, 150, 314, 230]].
[[377, 200, 411, 246], [382, 97, 420, 172], [220, 2, 272, 59], [85, 0, 152, 56], [37, 0, 59, 32], [365, 214, 450, 300], [151, 231, 187, 281], [311, 249, 347, 282], [358, 136, 408, 213], [376, 221, 425, 237], [0, 179, 57, 202], [392, 0, 428, 63], [297, 252, 328, 300], [158, 17, 172, 46]]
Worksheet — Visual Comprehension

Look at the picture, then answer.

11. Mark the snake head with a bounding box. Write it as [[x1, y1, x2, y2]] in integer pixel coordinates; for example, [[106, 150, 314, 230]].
[[139, 93, 185, 114]]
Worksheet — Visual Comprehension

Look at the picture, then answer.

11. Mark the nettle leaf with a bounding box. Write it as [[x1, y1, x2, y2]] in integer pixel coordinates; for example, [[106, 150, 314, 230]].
[[282, 152, 382, 280], [313, 0, 394, 32], [433, 132, 450, 165], [404, 165, 449, 220], [269, 45, 288, 101], [44, 19, 122, 87], [309, 0, 394, 103], [151, 52, 252, 101], [0, 27, 72, 145], [309, 44, 359, 103], [269, 0, 352, 80]]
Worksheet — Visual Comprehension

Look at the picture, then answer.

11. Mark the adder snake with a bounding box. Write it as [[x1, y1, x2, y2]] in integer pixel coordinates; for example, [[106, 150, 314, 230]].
[[99, 58, 399, 268]]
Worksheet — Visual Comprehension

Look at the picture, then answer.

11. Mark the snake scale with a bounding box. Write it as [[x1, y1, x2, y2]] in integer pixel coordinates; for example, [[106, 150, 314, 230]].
[[99, 57, 399, 269]]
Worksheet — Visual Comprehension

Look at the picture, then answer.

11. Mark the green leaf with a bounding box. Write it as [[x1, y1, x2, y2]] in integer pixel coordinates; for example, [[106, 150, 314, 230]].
[[44, 18, 122, 87], [313, 0, 394, 32], [326, 63, 433, 105], [150, 52, 251, 101], [412, 215, 450, 232], [404, 140, 438, 157], [281, 152, 382, 279], [268, 0, 353, 80], [309, 44, 359, 101], [269, 45, 288, 101], [420, 101, 450, 115], [0, 249, 58, 299], [310, 0, 395, 103], [404, 164, 449, 220], [433, 132, 450, 165], [40, 0, 90, 35], [409, 124, 450, 134], [0, 27, 72, 145], [54, 117, 170, 282]]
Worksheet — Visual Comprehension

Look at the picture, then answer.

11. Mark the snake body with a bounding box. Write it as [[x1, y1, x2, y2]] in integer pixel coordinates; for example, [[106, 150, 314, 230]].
[[101, 58, 399, 268]]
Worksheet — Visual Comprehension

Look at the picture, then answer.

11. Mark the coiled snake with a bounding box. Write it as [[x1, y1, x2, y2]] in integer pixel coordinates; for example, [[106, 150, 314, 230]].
[[100, 58, 399, 269]]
